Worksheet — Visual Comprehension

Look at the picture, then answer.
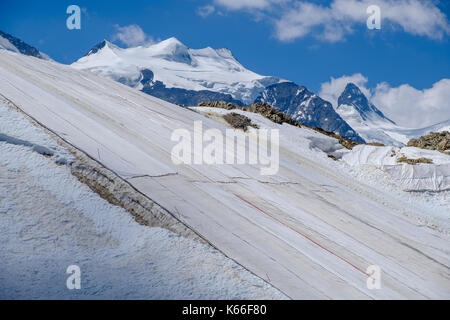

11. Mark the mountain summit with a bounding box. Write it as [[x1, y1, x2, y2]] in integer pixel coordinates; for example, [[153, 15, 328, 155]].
[[256, 82, 364, 142], [335, 83, 403, 145], [83, 39, 120, 57], [338, 83, 394, 124], [149, 37, 193, 65], [72, 37, 283, 105]]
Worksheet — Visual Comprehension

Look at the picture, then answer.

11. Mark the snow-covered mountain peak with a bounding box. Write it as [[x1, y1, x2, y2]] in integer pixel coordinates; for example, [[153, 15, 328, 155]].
[[338, 83, 368, 111], [338, 82, 393, 123], [161, 36, 183, 45], [84, 39, 119, 57], [335, 82, 406, 145], [148, 37, 193, 64], [215, 48, 234, 59], [255, 82, 364, 142], [72, 37, 284, 104], [339, 82, 363, 100]]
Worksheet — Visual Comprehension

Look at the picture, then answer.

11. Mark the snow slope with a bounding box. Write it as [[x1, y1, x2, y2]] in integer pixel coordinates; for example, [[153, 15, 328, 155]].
[[1, 50, 449, 299], [72, 38, 283, 104], [0, 101, 286, 299], [348, 117, 450, 147], [383, 120, 450, 145]]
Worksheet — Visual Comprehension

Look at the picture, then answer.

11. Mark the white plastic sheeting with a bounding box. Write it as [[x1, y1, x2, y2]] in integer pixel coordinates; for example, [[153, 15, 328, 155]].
[[383, 164, 450, 192], [343, 145, 450, 191], [1, 50, 449, 299]]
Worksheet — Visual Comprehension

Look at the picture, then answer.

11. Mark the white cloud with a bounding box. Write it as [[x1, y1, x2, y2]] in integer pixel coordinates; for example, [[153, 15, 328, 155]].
[[214, 0, 450, 42], [276, 0, 450, 42], [197, 5, 216, 17], [112, 24, 155, 47], [214, 0, 274, 10], [319, 74, 450, 128], [319, 73, 371, 109], [372, 79, 450, 128]]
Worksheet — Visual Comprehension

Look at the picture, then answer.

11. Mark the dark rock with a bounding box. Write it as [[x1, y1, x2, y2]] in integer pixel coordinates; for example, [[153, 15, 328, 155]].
[[407, 131, 450, 154], [84, 40, 108, 57], [397, 156, 433, 165], [0, 30, 49, 60], [223, 113, 259, 131], [338, 83, 395, 124], [198, 101, 238, 110], [140, 69, 243, 106], [196, 101, 362, 150], [255, 82, 364, 142]]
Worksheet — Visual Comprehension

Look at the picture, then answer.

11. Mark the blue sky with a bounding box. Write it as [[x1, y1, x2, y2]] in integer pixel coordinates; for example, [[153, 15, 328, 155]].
[[0, 0, 449, 126]]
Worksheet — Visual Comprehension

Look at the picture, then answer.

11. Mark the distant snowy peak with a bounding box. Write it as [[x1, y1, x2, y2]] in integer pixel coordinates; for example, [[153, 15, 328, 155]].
[[79, 37, 248, 72], [72, 37, 284, 105], [150, 37, 193, 65], [256, 82, 364, 142], [334, 83, 404, 145], [84, 39, 119, 57], [336, 84, 450, 146], [0, 30, 51, 61], [337, 83, 394, 124], [335, 83, 450, 146]]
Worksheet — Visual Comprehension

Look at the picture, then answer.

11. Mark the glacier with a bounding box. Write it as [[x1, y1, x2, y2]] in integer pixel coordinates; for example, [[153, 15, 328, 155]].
[[72, 37, 284, 105]]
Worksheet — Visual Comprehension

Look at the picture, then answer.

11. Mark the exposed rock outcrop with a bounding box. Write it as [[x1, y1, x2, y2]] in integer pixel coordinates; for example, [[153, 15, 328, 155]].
[[223, 112, 259, 131], [255, 82, 364, 142], [397, 156, 433, 165], [197, 101, 362, 150], [407, 131, 450, 155]]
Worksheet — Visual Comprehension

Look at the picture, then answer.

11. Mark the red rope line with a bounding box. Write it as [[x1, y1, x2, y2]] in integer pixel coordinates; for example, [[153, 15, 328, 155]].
[[234, 194, 371, 278]]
